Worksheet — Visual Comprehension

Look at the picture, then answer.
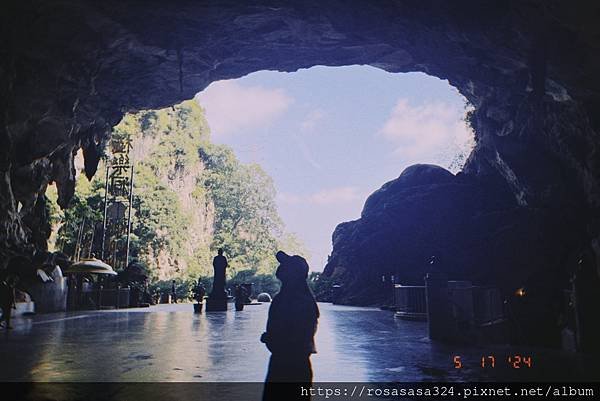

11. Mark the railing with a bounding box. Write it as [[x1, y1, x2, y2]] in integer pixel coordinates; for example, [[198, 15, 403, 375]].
[[448, 281, 475, 325], [393, 283, 505, 325], [77, 287, 131, 309], [393, 285, 427, 320]]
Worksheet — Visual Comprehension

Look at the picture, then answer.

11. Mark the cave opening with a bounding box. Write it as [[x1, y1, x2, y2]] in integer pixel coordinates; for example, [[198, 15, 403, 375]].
[[2, 0, 600, 369], [46, 64, 474, 291], [194, 65, 475, 271]]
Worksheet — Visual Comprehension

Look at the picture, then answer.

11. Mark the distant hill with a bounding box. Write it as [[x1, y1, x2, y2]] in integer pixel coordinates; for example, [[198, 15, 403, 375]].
[[48, 99, 303, 280]]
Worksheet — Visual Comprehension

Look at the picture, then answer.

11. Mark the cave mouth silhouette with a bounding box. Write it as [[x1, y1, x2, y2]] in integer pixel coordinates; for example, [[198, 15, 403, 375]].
[[2, 1, 600, 352], [194, 66, 475, 270]]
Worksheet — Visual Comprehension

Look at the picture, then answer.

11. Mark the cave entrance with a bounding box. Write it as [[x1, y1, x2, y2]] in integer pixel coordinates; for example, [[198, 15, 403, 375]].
[[47, 65, 474, 288], [194, 65, 474, 271], [9, 1, 576, 295], [4, 1, 600, 363]]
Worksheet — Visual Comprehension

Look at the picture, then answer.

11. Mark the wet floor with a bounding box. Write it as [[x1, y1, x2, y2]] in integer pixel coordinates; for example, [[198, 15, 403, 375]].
[[0, 303, 593, 382]]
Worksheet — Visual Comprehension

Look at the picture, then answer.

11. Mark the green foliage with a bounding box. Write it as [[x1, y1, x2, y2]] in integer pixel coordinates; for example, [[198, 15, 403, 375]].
[[447, 100, 476, 173], [308, 272, 334, 302], [53, 174, 104, 258], [148, 277, 197, 302], [226, 269, 281, 297], [277, 232, 310, 261], [48, 98, 301, 287], [200, 144, 283, 275], [131, 165, 189, 258], [463, 100, 476, 133]]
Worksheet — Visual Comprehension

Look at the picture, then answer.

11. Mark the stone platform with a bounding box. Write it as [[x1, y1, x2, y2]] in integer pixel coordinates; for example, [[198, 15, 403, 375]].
[[205, 297, 228, 312]]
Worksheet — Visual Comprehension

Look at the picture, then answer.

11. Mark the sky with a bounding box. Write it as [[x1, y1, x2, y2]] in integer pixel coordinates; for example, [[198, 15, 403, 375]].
[[195, 65, 473, 271]]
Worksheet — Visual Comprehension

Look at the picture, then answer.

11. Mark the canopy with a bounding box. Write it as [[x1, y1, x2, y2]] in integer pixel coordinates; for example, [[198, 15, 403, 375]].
[[63, 258, 118, 275]]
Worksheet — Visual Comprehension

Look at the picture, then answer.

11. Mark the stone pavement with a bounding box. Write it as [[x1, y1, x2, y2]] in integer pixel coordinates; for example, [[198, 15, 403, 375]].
[[0, 303, 593, 382]]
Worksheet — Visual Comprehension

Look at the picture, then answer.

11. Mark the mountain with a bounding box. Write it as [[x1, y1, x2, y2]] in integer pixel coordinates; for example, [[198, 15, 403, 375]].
[[48, 99, 299, 280]]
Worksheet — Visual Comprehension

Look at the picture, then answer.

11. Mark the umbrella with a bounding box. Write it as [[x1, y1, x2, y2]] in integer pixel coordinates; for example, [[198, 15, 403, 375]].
[[63, 258, 118, 275]]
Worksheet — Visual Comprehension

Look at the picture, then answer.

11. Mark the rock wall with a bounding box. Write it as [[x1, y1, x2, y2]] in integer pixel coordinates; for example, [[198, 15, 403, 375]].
[[1, 1, 600, 312], [325, 163, 579, 300]]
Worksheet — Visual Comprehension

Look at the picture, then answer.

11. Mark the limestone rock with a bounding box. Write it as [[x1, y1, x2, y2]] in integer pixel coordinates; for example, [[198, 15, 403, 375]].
[[324, 164, 577, 306], [0, 2, 599, 314]]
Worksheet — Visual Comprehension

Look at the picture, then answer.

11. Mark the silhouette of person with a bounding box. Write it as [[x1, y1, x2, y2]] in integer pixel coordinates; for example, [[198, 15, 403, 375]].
[[171, 280, 177, 304], [0, 274, 17, 330], [211, 249, 228, 299], [261, 251, 319, 400], [195, 280, 206, 304], [234, 284, 246, 311]]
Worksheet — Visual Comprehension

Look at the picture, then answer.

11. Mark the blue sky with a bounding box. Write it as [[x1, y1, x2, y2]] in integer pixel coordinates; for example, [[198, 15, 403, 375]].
[[196, 65, 473, 271]]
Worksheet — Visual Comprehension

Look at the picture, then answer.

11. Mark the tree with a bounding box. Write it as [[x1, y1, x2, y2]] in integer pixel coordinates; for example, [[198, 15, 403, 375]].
[[200, 144, 283, 276], [48, 98, 302, 285]]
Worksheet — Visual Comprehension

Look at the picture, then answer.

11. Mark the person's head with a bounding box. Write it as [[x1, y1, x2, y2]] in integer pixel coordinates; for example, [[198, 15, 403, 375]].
[[217, 248, 224, 256], [172, 280, 176, 284], [275, 251, 309, 288]]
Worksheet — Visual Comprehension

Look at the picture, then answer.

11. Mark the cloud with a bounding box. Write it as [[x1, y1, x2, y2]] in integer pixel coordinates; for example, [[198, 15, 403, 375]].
[[195, 80, 293, 136], [289, 109, 327, 169], [278, 186, 362, 206], [290, 132, 322, 170], [296, 138, 322, 169], [379, 99, 474, 165], [309, 186, 362, 205], [301, 109, 326, 131]]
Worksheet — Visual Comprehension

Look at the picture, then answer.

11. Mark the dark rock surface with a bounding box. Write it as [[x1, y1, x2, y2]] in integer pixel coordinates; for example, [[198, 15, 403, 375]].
[[1, 1, 600, 326], [324, 164, 576, 302]]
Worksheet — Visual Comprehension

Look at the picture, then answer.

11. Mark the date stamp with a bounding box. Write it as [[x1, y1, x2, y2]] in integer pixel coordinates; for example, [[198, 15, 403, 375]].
[[453, 355, 533, 369]]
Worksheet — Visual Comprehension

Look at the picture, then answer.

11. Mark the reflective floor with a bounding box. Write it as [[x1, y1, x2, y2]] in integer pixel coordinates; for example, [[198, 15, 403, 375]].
[[0, 303, 594, 382]]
